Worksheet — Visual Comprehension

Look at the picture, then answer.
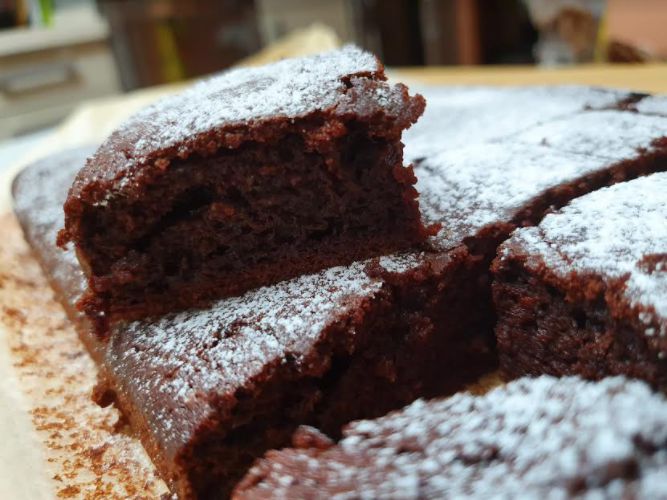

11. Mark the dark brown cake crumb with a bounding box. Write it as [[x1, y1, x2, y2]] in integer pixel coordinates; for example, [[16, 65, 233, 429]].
[[493, 173, 667, 389], [15, 147, 495, 499], [58, 46, 429, 330]]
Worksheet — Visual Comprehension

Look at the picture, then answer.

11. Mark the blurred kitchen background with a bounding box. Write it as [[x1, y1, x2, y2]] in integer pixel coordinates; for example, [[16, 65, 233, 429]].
[[1, 0, 666, 143]]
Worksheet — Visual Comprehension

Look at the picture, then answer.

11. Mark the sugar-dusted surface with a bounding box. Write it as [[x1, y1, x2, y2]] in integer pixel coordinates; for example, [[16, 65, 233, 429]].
[[15, 142, 437, 492], [236, 376, 667, 499], [12, 145, 425, 431], [418, 142, 615, 249], [414, 104, 667, 251], [108, 261, 386, 447], [124, 45, 376, 154], [61, 45, 430, 328], [403, 85, 629, 162], [509, 110, 667, 161], [12, 146, 95, 304], [636, 95, 667, 116], [16, 88, 667, 427], [73, 45, 416, 191], [504, 172, 667, 335], [12, 85, 667, 497]]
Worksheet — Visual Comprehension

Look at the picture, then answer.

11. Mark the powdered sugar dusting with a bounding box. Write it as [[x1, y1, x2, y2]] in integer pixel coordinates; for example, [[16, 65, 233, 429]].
[[404, 85, 628, 163], [13, 146, 93, 232], [12, 146, 428, 450], [509, 110, 667, 160], [12, 85, 667, 485], [414, 108, 667, 251], [12, 146, 96, 302], [417, 142, 614, 250], [636, 95, 667, 116], [238, 376, 667, 499], [108, 261, 384, 445], [124, 45, 375, 149], [377, 253, 426, 273], [506, 173, 667, 335], [83, 45, 389, 188]]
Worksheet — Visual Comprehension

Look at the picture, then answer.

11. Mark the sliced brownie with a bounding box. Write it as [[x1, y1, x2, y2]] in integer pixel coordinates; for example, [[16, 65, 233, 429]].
[[14, 88, 667, 498], [15, 148, 495, 499], [234, 376, 667, 499], [493, 172, 667, 389], [56, 46, 428, 329]]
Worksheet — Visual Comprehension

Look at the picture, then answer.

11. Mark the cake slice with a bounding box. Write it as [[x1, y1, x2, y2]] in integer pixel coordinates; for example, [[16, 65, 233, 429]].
[[234, 376, 667, 499], [56, 45, 428, 329], [15, 147, 496, 499], [493, 172, 667, 389], [14, 88, 667, 498]]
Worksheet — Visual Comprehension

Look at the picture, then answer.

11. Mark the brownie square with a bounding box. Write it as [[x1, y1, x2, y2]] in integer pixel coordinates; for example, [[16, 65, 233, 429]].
[[493, 173, 667, 389], [56, 46, 428, 330], [234, 376, 667, 499], [13, 88, 667, 498], [14, 147, 495, 498]]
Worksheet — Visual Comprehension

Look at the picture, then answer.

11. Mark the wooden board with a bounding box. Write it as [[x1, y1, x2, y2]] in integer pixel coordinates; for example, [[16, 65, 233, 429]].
[[396, 63, 667, 93]]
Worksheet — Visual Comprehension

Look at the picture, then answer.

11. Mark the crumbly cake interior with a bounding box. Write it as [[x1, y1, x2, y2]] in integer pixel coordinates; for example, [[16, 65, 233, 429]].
[[75, 123, 424, 323], [0, 206, 498, 500], [494, 172, 667, 389], [60, 46, 427, 328], [99, 255, 496, 499], [9, 86, 667, 499], [494, 261, 667, 388]]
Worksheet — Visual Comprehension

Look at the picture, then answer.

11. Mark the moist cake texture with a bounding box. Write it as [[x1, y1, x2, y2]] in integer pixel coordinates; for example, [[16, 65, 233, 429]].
[[15, 148, 496, 499], [57, 45, 428, 330], [234, 376, 667, 499], [493, 173, 667, 389], [13, 87, 667, 498]]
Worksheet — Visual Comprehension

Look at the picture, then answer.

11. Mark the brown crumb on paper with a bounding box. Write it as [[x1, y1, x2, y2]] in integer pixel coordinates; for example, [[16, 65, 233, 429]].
[[0, 214, 168, 499]]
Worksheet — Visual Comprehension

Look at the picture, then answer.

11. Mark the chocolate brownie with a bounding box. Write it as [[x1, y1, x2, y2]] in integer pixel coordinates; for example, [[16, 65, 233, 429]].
[[13, 88, 667, 498], [409, 100, 667, 370], [234, 376, 667, 499], [56, 46, 428, 329], [493, 173, 667, 389], [14, 148, 495, 499]]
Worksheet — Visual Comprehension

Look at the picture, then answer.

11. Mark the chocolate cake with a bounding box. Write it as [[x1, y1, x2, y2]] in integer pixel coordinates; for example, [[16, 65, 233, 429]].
[[493, 173, 667, 389], [234, 376, 667, 499], [14, 148, 496, 499], [13, 87, 667, 498], [56, 46, 428, 328]]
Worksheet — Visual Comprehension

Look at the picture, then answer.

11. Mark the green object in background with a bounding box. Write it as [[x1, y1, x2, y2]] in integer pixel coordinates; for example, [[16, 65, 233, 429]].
[[39, 0, 54, 26], [155, 20, 187, 83], [25, 0, 54, 27], [594, 9, 608, 63]]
